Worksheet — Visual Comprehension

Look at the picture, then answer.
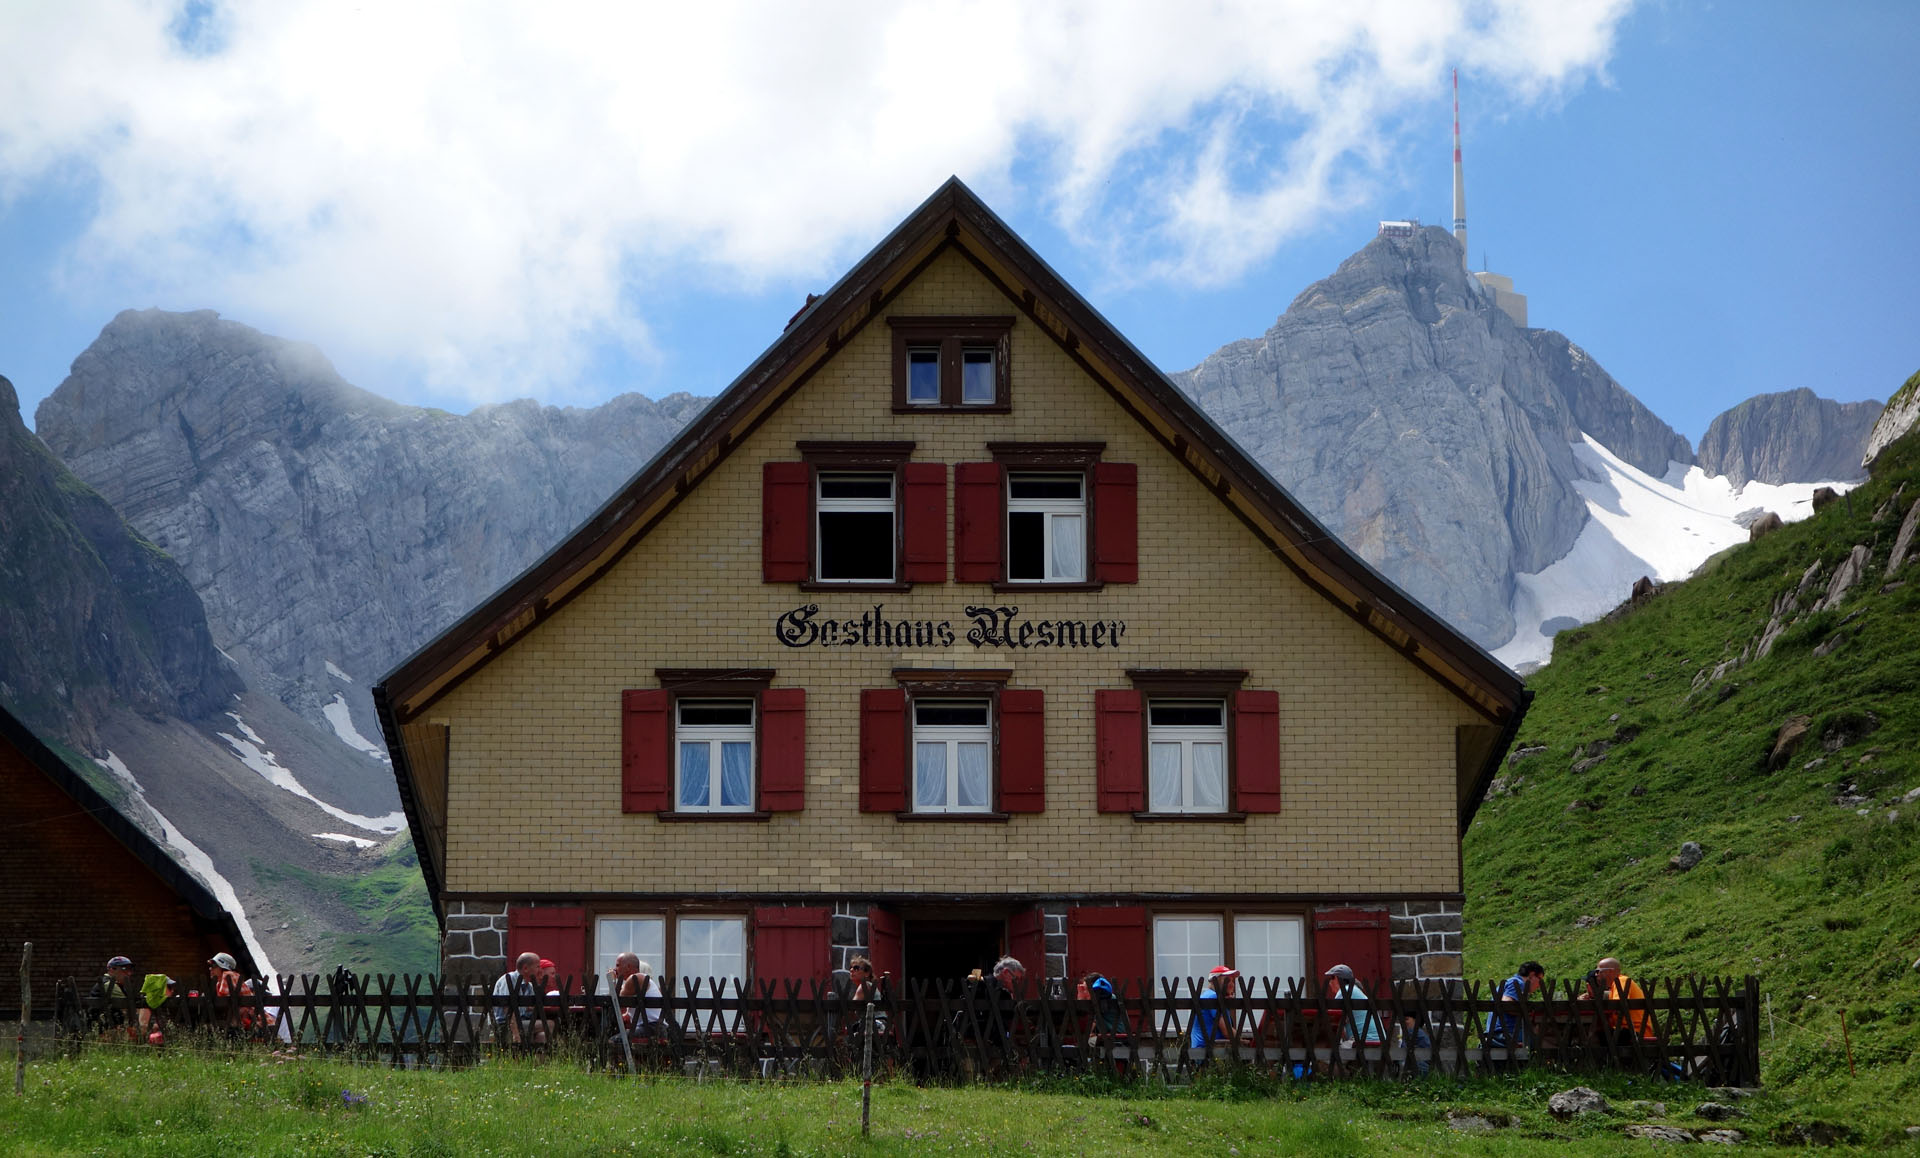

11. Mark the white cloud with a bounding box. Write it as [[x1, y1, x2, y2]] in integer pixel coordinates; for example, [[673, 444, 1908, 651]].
[[0, 0, 1630, 403]]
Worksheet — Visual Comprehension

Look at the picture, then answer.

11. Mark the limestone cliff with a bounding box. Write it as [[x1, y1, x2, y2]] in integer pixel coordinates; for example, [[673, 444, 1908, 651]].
[[1175, 226, 1689, 648], [36, 310, 704, 752], [1697, 387, 1881, 486]]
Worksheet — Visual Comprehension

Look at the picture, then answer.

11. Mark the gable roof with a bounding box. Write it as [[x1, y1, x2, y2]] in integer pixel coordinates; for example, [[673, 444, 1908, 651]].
[[375, 178, 1529, 906], [0, 703, 258, 976]]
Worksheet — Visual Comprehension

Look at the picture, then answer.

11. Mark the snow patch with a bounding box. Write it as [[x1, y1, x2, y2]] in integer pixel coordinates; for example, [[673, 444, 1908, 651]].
[[325, 660, 353, 683], [100, 751, 277, 981], [322, 694, 388, 763], [313, 832, 378, 849], [218, 713, 405, 833], [1495, 435, 1853, 669]]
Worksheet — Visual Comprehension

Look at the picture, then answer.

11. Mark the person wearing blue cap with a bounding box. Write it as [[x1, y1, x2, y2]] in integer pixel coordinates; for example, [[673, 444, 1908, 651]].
[[88, 955, 138, 1038]]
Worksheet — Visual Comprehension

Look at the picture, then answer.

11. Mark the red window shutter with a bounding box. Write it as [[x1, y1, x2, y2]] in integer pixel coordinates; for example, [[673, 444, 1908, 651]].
[[759, 688, 806, 812], [1092, 461, 1138, 583], [868, 907, 903, 981], [953, 461, 1003, 583], [1007, 908, 1047, 991], [1232, 689, 1281, 813], [762, 461, 811, 582], [506, 906, 587, 993], [998, 689, 1045, 813], [752, 907, 831, 985], [858, 688, 907, 813], [621, 689, 671, 813], [901, 462, 948, 583], [1312, 909, 1392, 992], [1067, 906, 1150, 996], [1094, 689, 1144, 813]]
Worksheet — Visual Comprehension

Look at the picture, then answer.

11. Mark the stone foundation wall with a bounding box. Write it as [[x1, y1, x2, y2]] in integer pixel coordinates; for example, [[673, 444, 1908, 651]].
[[441, 900, 509, 981], [1390, 900, 1463, 988], [829, 900, 869, 979]]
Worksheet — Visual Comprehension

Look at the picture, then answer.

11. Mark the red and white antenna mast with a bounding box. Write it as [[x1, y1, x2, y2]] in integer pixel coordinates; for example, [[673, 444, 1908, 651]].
[[1452, 68, 1468, 270]]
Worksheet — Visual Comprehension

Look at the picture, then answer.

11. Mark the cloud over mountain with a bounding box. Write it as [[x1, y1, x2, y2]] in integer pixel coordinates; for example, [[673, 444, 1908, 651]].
[[0, 0, 1629, 404]]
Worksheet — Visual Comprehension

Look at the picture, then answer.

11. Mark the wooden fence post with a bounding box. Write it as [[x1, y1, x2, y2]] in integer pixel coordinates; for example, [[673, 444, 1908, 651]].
[[15, 942, 30, 1095]]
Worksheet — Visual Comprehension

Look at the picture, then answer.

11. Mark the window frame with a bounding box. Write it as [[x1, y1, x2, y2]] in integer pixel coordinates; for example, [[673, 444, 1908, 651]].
[[1125, 670, 1251, 821], [892, 670, 1014, 822], [1146, 699, 1228, 814], [1149, 907, 1310, 1019], [1005, 472, 1087, 584], [888, 316, 1014, 412], [672, 697, 757, 814], [909, 697, 994, 815], [987, 442, 1106, 591], [797, 442, 915, 592], [654, 669, 776, 820]]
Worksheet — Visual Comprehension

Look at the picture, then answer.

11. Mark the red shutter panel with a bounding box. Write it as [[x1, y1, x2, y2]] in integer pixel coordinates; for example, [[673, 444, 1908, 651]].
[[506, 906, 587, 993], [1067, 906, 1150, 997], [900, 462, 948, 583], [1007, 908, 1047, 992], [953, 461, 1003, 583], [752, 906, 832, 986], [1312, 909, 1392, 993], [867, 906, 903, 981], [858, 688, 907, 813], [1232, 689, 1281, 813], [1092, 461, 1138, 583], [621, 689, 671, 813], [1094, 689, 1144, 813], [762, 461, 811, 582], [998, 689, 1045, 813], [759, 688, 806, 812]]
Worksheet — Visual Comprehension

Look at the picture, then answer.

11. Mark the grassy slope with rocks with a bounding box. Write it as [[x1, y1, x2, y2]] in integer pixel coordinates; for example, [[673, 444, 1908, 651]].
[[250, 839, 439, 976], [1464, 420, 1920, 1141]]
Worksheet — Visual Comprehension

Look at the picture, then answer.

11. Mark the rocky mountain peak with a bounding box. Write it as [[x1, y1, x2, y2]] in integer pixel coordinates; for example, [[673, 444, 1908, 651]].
[[1696, 387, 1881, 487]]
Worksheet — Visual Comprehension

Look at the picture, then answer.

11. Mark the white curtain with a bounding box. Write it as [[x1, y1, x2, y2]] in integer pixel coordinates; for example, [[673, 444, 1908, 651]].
[[915, 743, 946, 808], [1051, 514, 1084, 580], [957, 742, 990, 808], [720, 742, 752, 808], [679, 742, 709, 808], [1150, 743, 1182, 809], [1192, 743, 1226, 811]]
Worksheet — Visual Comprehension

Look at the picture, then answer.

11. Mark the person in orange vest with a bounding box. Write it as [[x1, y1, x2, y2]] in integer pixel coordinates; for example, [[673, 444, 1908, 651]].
[[1581, 956, 1658, 1045]]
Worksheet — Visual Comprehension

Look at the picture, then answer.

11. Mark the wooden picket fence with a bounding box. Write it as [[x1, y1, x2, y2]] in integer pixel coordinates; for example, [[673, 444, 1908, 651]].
[[55, 972, 1762, 1086]]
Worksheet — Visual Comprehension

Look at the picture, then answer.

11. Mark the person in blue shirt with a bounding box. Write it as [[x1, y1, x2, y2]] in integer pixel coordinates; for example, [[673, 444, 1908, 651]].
[[1486, 961, 1545, 1049], [1189, 965, 1239, 1049], [1322, 964, 1383, 1046]]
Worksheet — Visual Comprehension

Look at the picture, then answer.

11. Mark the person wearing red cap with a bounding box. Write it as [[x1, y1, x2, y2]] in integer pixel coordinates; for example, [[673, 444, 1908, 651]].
[[1188, 965, 1239, 1050]]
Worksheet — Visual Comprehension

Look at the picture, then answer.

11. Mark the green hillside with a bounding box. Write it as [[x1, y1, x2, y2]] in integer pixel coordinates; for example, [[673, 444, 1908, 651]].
[[1463, 414, 1920, 1132]]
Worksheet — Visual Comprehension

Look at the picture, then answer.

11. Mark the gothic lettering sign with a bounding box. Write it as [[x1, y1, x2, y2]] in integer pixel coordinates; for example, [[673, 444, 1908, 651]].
[[774, 604, 1127, 650]]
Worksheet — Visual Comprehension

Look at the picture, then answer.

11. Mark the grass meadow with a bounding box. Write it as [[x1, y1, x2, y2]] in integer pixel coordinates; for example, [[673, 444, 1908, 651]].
[[0, 1048, 1898, 1155]]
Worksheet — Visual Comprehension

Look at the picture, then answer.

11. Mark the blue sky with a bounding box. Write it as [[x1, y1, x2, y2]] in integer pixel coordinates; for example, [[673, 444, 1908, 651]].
[[1, 1, 1914, 447]]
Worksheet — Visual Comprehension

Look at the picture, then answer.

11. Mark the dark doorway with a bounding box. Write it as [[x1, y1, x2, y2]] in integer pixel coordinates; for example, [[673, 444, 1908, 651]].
[[903, 919, 1002, 991]]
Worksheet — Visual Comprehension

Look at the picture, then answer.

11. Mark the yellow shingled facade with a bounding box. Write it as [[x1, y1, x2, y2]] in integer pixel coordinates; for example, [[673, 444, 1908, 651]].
[[429, 248, 1481, 902]]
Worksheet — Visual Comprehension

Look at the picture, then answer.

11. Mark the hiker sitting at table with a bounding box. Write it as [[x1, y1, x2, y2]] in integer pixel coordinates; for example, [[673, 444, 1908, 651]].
[[1079, 973, 1130, 1045], [1486, 960, 1545, 1048], [208, 952, 270, 1034], [1579, 956, 1657, 1045], [88, 954, 138, 1038], [138, 974, 177, 1043], [1322, 963, 1384, 1046], [961, 956, 1025, 1049], [1189, 965, 1239, 1049], [494, 951, 550, 1045], [1398, 1014, 1433, 1077], [608, 953, 671, 1042]]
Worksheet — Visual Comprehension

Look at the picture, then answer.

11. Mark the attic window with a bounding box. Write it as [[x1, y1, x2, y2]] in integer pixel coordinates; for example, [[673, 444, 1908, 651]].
[[889, 316, 1013, 412]]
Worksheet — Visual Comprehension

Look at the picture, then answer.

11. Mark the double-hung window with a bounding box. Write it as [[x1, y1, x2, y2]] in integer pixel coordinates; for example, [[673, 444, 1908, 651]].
[[817, 472, 895, 583], [1007, 473, 1086, 583], [912, 699, 992, 814], [1147, 699, 1228, 813], [676, 699, 755, 812]]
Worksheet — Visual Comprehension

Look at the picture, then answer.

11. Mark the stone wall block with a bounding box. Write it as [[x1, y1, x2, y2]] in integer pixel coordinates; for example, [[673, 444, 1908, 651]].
[[1391, 935, 1426, 955], [471, 929, 503, 959], [1417, 912, 1462, 934], [1416, 952, 1462, 978]]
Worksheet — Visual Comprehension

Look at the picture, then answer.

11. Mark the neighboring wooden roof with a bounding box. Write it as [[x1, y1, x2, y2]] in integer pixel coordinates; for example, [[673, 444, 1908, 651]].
[[375, 178, 1531, 906], [0, 703, 259, 977]]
